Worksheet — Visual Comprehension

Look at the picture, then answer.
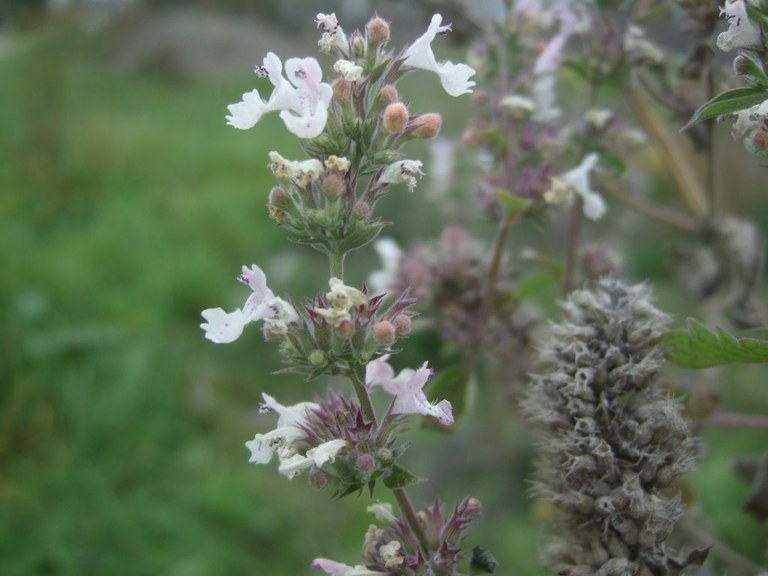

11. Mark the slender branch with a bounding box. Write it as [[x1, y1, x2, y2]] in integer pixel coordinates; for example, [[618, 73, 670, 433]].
[[705, 65, 718, 223], [600, 183, 698, 233], [330, 251, 346, 280], [629, 81, 708, 220], [393, 487, 431, 559], [706, 412, 768, 430]]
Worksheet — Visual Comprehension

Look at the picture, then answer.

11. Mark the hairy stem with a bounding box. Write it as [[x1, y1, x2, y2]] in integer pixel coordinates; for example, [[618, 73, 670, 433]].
[[330, 251, 347, 280], [600, 183, 698, 232], [706, 411, 768, 430], [393, 487, 432, 559]]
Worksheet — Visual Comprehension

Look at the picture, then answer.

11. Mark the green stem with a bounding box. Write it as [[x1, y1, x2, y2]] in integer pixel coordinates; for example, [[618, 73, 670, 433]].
[[330, 251, 347, 280], [349, 364, 377, 425], [393, 487, 431, 559]]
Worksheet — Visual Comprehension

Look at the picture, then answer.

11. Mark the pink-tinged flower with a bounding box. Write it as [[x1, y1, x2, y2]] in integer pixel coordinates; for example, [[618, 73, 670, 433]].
[[245, 393, 319, 465], [226, 52, 332, 138], [311, 558, 386, 576], [403, 14, 476, 97], [366, 357, 454, 425], [315, 12, 349, 54], [717, 0, 763, 52]]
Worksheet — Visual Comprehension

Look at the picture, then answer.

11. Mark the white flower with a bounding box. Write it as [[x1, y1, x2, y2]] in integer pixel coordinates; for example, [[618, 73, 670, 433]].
[[311, 558, 386, 576], [226, 52, 332, 139], [306, 439, 348, 467], [531, 75, 561, 122], [333, 59, 364, 82], [245, 393, 318, 465], [313, 306, 351, 327], [325, 155, 351, 173], [269, 151, 325, 189], [368, 238, 403, 294], [585, 108, 613, 130], [544, 154, 606, 220], [380, 160, 425, 192], [366, 357, 454, 425], [717, 0, 763, 52], [403, 14, 476, 96], [624, 25, 664, 64], [200, 308, 249, 344]]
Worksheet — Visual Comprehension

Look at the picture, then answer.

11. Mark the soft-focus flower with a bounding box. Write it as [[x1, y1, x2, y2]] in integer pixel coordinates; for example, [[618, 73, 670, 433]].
[[311, 558, 386, 576], [226, 52, 332, 138], [325, 155, 351, 173], [403, 14, 476, 96], [544, 154, 606, 220], [366, 357, 454, 425], [500, 94, 535, 119], [380, 160, 425, 192], [379, 541, 404, 568], [717, 0, 763, 52], [531, 75, 561, 122]]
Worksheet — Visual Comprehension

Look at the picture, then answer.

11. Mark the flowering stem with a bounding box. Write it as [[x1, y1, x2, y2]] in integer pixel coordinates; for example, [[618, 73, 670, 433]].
[[561, 197, 583, 295], [705, 65, 718, 223], [393, 487, 431, 560]]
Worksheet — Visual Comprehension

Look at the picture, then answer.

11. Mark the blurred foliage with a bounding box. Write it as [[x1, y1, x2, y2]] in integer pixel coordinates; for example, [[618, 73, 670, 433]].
[[1, 8, 767, 576]]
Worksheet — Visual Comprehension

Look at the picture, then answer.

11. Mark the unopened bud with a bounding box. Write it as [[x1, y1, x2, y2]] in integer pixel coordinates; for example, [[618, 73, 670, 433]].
[[366, 15, 390, 45], [411, 113, 442, 138], [353, 201, 371, 219], [308, 349, 326, 367], [268, 186, 288, 208], [378, 85, 398, 107], [375, 448, 394, 465], [356, 453, 376, 472], [462, 497, 483, 520], [335, 319, 355, 339], [309, 468, 329, 490], [332, 78, 351, 101], [393, 314, 411, 334], [752, 128, 768, 151], [352, 34, 365, 58], [322, 173, 344, 199], [383, 102, 409, 133], [373, 320, 396, 346]]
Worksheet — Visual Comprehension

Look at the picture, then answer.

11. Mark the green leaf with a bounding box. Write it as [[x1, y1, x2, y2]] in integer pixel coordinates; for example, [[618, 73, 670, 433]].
[[661, 318, 768, 368], [494, 189, 531, 218], [682, 86, 768, 131], [383, 464, 423, 490], [423, 365, 470, 428]]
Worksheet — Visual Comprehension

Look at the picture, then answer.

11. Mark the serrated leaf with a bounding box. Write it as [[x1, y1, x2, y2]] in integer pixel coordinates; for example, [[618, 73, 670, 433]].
[[661, 318, 768, 368], [383, 464, 423, 490], [494, 189, 531, 217], [682, 86, 768, 131]]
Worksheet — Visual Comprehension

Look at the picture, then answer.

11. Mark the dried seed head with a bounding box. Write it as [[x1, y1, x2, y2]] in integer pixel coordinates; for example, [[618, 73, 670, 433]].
[[322, 173, 344, 199]]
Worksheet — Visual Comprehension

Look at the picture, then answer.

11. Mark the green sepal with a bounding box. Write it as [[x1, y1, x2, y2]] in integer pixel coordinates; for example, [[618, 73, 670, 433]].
[[494, 189, 531, 218], [682, 86, 768, 131], [383, 464, 423, 490], [661, 318, 768, 368]]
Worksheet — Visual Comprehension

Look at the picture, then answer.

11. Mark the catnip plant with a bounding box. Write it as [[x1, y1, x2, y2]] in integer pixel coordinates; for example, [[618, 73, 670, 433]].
[[200, 2, 768, 575]]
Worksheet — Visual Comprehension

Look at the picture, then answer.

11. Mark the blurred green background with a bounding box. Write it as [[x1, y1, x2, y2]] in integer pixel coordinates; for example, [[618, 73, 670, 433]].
[[1, 1, 767, 575]]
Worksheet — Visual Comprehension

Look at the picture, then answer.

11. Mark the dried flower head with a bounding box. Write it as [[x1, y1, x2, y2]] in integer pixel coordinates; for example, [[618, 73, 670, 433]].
[[523, 279, 698, 576]]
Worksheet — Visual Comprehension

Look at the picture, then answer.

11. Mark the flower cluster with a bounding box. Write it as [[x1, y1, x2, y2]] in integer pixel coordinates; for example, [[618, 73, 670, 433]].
[[312, 497, 483, 575], [205, 12, 482, 575], [523, 279, 699, 575]]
